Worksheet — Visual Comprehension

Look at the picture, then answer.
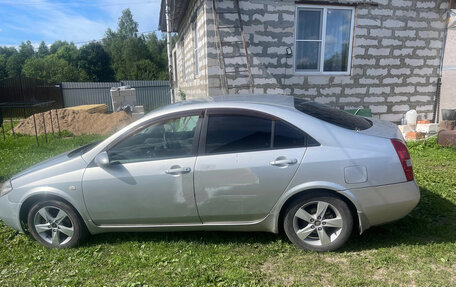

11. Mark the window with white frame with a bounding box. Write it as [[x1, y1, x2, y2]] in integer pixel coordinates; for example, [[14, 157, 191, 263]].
[[193, 20, 199, 77], [295, 6, 354, 74], [181, 38, 185, 81]]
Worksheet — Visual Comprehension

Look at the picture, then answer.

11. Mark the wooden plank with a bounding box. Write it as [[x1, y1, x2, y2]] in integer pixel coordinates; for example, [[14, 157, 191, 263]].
[[65, 104, 108, 114]]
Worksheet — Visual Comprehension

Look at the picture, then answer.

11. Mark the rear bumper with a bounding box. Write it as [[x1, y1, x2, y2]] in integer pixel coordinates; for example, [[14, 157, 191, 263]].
[[0, 195, 23, 233], [351, 181, 420, 230]]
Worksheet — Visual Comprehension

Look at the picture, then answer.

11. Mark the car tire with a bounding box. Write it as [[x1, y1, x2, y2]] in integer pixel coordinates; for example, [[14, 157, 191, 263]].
[[27, 200, 86, 248], [283, 194, 353, 252]]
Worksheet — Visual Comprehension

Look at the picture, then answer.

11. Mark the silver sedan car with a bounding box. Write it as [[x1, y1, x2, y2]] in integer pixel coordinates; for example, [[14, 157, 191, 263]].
[[0, 95, 420, 251]]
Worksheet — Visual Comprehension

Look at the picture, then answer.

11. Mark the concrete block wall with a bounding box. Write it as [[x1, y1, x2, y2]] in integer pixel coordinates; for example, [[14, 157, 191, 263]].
[[173, 0, 209, 100], [198, 0, 450, 121]]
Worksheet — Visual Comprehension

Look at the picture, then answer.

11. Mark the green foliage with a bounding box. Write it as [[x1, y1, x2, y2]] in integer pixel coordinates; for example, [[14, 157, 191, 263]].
[[103, 9, 167, 81], [178, 89, 186, 101], [0, 55, 7, 79], [6, 53, 24, 77], [55, 43, 79, 67], [407, 136, 439, 152], [49, 40, 70, 54], [130, 59, 159, 80], [0, 137, 455, 286], [22, 54, 84, 83], [78, 42, 114, 82], [18, 40, 35, 59], [37, 41, 49, 58], [0, 9, 169, 82], [117, 9, 139, 39]]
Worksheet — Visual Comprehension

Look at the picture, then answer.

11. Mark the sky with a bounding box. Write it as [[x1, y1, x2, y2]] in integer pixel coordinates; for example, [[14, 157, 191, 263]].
[[0, 0, 163, 48]]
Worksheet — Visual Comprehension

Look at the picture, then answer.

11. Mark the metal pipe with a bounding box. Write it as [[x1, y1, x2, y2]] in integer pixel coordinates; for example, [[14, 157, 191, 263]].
[[165, 0, 175, 103], [9, 117, 14, 137], [32, 109, 39, 146], [55, 109, 61, 138], [49, 110, 55, 137], [41, 110, 48, 143]]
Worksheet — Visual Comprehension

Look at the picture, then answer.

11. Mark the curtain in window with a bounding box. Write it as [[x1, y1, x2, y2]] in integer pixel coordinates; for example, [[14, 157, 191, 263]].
[[323, 9, 352, 72]]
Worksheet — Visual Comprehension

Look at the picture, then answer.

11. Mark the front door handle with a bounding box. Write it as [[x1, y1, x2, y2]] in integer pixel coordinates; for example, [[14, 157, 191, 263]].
[[165, 166, 191, 175], [270, 158, 298, 167]]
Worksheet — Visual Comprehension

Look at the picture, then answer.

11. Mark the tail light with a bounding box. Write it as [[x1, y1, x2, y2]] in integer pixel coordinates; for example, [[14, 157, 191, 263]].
[[391, 139, 414, 181]]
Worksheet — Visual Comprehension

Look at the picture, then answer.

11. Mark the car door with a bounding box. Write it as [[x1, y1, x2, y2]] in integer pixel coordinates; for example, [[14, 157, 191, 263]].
[[82, 111, 203, 225], [194, 109, 308, 223]]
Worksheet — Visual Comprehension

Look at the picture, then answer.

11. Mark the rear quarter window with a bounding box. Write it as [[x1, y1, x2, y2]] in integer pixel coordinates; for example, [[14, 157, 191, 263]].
[[294, 98, 372, 131]]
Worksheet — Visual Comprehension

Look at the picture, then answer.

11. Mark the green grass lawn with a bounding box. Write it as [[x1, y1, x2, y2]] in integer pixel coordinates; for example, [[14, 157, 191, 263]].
[[0, 135, 455, 286]]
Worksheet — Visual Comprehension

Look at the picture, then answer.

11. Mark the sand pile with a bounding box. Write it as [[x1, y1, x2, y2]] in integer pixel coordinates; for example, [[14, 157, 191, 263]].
[[15, 109, 133, 136]]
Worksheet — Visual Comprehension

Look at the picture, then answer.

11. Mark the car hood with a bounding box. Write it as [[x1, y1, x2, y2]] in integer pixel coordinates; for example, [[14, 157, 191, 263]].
[[12, 151, 74, 180]]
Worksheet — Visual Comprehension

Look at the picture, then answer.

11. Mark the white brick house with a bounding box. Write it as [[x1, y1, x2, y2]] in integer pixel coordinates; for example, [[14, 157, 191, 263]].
[[159, 0, 453, 122]]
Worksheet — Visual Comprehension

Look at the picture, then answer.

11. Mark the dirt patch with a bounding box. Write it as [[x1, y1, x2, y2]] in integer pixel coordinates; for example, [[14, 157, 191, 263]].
[[14, 109, 133, 136]]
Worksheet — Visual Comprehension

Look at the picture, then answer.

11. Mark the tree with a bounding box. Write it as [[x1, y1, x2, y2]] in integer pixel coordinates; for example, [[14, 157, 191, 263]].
[[78, 42, 114, 81], [0, 46, 17, 59], [49, 40, 69, 54], [5, 41, 34, 77], [103, 9, 159, 80], [19, 40, 35, 59], [1, 9, 170, 81], [131, 59, 159, 80], [145, 32, 168, 75], [118, 9, 138, 39], [6, 53, 24, 77], [55, 43, 79, 66], [0, 55, 8, 79], [22, 55, 83, 83], [37, 41, 49, 57]]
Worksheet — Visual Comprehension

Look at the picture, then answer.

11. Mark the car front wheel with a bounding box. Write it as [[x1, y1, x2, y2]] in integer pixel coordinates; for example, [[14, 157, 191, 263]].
[[284, 194, 353, 252], [27, 200, 86, 248]]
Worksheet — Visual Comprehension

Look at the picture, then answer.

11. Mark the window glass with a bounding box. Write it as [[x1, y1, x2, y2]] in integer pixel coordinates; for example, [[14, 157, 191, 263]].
[[296, 42, 321, 71], [274, 121, 306, 149], [194, 20, 199, 76], [295, 7, 353, 73], [294, 98, 372, 131], [205, 115, 272, 154], [108, 115, 199, 163], [296, 9, 322, 40], [324, 9, 352, 72]]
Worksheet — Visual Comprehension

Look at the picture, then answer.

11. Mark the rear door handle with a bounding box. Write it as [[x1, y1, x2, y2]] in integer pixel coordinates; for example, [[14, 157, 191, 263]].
[[165, 166, 191, 175], [270, 158, 298, 167]]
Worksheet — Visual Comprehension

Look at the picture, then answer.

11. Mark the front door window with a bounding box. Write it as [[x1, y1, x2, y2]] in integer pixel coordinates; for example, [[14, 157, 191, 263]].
[[108, 115, 200, 164]]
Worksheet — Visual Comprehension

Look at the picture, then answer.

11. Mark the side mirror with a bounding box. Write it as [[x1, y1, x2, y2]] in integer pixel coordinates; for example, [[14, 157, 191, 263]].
[[94, 151, 110, 167]]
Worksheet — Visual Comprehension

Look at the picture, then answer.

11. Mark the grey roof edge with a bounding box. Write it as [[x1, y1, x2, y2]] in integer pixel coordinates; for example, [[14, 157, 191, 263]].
[[158, 0, 189, 33]]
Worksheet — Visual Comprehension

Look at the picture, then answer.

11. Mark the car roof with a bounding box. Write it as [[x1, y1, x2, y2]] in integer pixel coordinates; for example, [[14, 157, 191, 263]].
[[148, 94, 297, 117]]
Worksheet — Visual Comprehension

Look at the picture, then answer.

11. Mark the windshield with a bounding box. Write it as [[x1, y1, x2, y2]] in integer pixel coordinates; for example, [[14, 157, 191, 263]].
[[294, 98, 373, 131], [67, 141, 102, 158]]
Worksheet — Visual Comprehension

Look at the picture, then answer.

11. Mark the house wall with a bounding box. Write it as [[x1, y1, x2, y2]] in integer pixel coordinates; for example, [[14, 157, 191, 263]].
[[197, 0, 449, 122], [440, 14, 456, 119], [173, 0, 209, 100]]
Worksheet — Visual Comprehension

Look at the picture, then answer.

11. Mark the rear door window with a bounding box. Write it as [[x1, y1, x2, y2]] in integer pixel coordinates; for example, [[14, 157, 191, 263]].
[[273, 120, 306, 149], [204, 111, 318, 154], [205, 114, 272, 154]]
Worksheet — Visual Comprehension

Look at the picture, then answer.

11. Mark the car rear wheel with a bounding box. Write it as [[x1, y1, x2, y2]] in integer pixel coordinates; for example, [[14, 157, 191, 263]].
[[27, 200, 86, 248], [284, 194, 353, 252]]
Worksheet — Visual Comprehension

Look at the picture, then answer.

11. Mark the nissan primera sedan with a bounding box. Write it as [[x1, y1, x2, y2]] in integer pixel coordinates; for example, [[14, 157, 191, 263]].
[[0, 95, 420, 251]]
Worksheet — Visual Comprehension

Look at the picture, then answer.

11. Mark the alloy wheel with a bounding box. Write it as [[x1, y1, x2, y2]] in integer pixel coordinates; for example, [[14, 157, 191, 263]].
[[33, 207, 74, 247], [292, 201, 344, 247]]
